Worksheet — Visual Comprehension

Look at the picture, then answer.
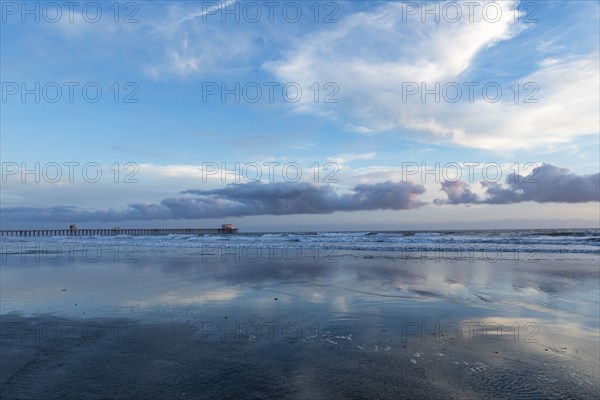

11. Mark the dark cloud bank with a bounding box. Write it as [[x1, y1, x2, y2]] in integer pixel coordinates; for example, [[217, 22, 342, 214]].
[[1, 181, 426, 223], [435, 164, 600, 205], [2, 164, 598, 223]]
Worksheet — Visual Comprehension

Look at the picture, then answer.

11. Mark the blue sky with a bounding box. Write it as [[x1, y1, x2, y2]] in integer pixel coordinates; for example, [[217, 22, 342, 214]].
[[1, 0, 599, 231]]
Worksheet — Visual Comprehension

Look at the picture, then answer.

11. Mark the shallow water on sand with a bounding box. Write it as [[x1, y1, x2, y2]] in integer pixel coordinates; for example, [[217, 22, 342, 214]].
[[1, 243, 599, 399]]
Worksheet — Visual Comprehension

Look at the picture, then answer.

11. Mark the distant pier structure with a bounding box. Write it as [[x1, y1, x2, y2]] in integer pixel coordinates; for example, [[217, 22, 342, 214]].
[[0, 224, 238, 237]]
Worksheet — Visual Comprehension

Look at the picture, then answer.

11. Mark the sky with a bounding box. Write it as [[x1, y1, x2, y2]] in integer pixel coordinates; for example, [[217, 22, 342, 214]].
[[1, 0, 599, 231]]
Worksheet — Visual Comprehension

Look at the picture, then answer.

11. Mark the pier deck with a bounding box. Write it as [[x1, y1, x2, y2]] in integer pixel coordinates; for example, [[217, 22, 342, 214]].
[[0, 228, 238, 237]]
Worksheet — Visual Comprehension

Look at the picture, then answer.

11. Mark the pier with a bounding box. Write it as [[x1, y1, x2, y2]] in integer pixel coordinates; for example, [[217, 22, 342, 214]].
[[0, 224, 238, 237]]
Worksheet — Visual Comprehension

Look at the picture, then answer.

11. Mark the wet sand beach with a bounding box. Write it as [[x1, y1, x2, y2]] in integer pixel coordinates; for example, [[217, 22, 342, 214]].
[[1, 240, 599, 399]]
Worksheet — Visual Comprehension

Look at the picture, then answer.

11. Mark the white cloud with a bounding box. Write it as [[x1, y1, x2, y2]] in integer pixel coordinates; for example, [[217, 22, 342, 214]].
[[327, 152, 376, 165], [164, 0, 239, 29], [430, 56, 600, 149], [145, 1, 256, 78], [265, 1, 599, 150]]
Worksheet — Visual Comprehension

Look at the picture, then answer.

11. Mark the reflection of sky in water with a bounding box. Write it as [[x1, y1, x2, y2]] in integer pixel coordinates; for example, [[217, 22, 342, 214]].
[[2, 247, 599, 397], [2, 248, 598, 331]]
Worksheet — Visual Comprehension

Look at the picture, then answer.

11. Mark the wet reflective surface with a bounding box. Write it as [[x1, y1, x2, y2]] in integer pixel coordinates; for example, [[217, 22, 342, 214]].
[[1, 242, 599, 399]]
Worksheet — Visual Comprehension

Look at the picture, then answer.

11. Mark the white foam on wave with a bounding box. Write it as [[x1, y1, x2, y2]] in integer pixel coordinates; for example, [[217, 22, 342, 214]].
[[2, 229, 598, 254]]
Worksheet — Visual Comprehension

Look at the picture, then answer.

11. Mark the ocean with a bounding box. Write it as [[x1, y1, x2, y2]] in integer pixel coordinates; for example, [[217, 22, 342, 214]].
[[1, 229, 599, 399], [3, 227, 599, 255]]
